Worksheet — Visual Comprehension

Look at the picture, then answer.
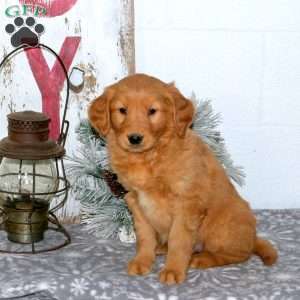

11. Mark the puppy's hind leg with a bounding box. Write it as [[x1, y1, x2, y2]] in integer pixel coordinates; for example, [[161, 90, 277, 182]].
[[125, 192, 157, 276], [190, 251, 250, 269], [190, 212, 255, 269]]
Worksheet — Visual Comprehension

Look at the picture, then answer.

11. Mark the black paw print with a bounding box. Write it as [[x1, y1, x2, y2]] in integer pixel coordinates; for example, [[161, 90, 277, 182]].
[[5, 17, 45, 48]]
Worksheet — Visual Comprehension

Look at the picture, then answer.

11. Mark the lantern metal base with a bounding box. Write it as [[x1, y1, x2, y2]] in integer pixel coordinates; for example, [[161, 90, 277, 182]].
[[0, 211, 71, 254], [7, 231, 45, 244], [4, 200, 49, 244]]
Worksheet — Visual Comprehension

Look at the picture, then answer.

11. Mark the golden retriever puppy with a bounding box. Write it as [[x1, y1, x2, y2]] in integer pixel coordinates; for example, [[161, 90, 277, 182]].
[[88, 74, 277, 285]]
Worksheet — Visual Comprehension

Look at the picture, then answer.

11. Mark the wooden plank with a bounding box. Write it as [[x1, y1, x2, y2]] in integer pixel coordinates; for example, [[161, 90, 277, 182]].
[[0, 0, 135, 220]]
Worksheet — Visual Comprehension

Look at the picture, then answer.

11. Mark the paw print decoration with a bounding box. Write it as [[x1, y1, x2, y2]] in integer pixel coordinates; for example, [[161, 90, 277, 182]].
[[5, 17, 45, 48]]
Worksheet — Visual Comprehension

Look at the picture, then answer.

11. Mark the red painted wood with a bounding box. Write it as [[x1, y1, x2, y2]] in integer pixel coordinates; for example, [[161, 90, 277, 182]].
[[25, 37, 81, 140], [20, 0, 78, 17]]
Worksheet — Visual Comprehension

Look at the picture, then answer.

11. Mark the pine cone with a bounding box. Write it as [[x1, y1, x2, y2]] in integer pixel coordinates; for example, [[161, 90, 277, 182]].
[[102, 170, 127, 198]]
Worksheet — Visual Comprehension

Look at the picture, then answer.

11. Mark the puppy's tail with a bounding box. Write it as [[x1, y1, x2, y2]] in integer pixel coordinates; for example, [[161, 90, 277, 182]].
[[253, 237, 278, 265]]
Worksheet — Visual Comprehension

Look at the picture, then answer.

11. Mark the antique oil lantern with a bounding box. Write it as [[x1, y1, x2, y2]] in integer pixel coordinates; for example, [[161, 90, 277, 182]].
[[0, 44, 70, 253]]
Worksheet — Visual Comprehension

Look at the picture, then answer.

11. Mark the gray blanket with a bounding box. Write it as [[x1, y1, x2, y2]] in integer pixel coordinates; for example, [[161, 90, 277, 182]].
[[0, 209, 299, 300]]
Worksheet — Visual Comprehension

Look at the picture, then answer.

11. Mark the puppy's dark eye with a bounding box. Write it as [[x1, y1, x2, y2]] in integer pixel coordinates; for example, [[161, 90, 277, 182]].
[[148, 108, 157, 116], [119, 107, 127, 115]]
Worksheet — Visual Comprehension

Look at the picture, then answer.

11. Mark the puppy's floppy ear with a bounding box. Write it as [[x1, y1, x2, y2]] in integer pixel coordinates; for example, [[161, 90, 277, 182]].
[[88, 88, 114, 137], [167, 83, 195, 137]]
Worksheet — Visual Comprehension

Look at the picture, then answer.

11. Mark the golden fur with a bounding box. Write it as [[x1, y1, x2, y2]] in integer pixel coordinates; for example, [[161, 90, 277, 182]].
[[89, 74, 277, 285]]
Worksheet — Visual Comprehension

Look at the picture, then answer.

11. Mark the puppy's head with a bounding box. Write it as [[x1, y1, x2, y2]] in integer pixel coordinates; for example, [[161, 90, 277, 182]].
[[89, 74, 194, 153]]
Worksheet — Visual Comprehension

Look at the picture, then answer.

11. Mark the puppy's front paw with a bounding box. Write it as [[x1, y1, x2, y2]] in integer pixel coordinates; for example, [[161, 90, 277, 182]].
[[127, 258, 152, 276], [159, 268, 186, 285]]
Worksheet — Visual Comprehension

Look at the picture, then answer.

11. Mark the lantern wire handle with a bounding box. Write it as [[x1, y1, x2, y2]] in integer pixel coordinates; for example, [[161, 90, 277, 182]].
[[0, 44, 70, 145]]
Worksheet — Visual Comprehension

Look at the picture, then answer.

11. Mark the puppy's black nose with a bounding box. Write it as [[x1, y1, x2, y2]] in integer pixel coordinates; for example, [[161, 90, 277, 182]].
[[128, 133, 143, 145]]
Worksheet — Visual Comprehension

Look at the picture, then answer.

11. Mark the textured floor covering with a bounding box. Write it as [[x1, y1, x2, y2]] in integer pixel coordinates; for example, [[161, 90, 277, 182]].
[[0, 209, 299, 300]]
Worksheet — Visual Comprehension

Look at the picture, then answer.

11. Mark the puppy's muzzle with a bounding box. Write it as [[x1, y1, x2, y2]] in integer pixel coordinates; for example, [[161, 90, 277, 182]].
[[128, 133, 144, 145]]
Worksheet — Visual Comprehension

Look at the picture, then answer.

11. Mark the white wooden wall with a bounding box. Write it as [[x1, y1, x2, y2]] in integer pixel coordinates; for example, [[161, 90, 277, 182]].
[[135, 0, 300, 209]]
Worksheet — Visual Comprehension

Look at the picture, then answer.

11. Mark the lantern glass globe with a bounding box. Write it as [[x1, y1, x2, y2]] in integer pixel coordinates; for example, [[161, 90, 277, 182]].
[[0, 158, 58, 205]]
